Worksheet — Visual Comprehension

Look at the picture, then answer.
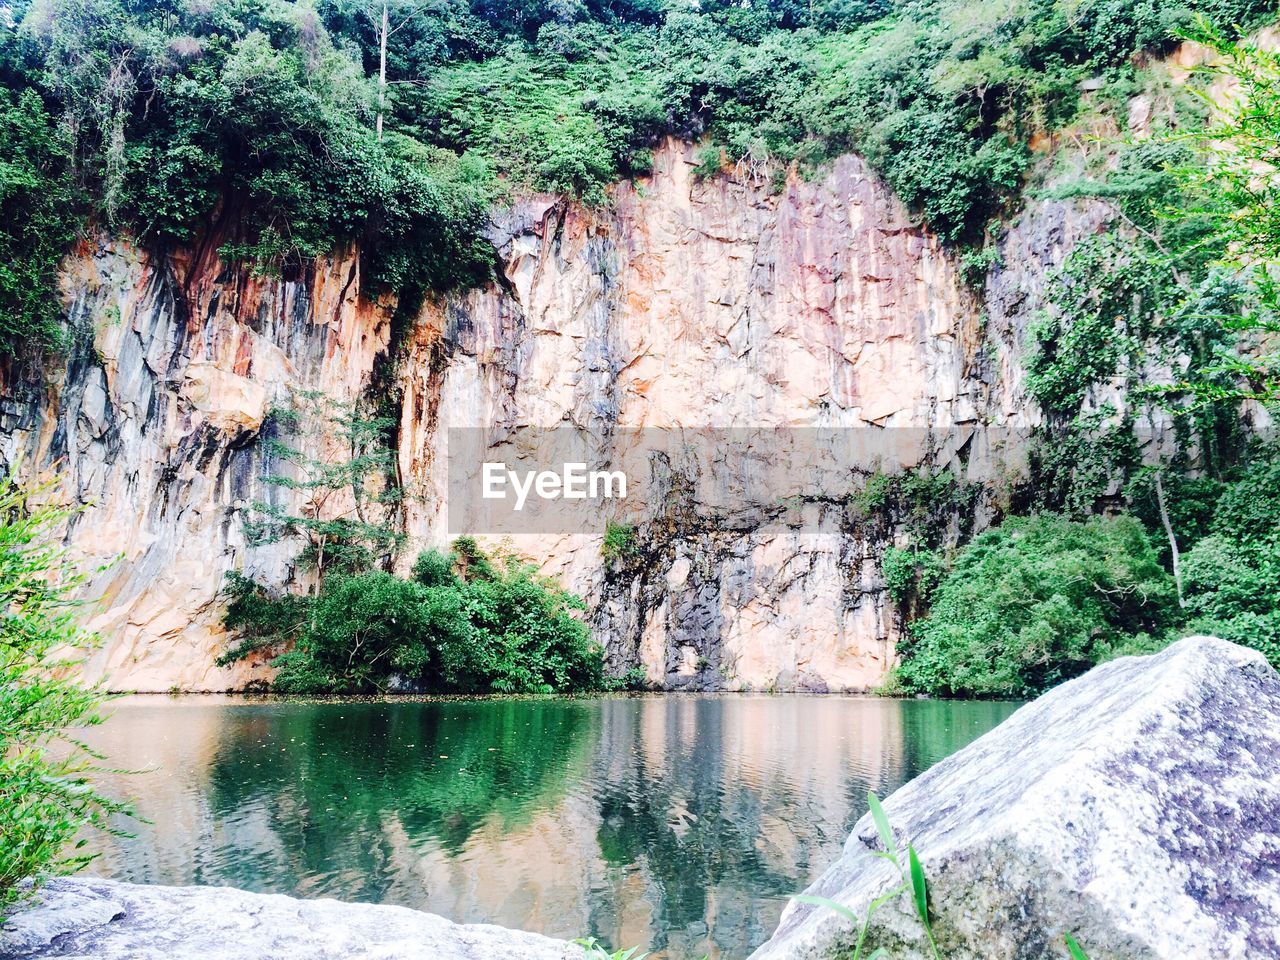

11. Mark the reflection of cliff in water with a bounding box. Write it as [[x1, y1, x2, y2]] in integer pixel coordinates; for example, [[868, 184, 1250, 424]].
[[80, 695, 1019, 958], [202, 699, 597, 900]]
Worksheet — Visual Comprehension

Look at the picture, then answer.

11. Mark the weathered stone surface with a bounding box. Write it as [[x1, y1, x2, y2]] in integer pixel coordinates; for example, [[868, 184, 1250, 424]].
[[0, 877, 581, 960], [751, 637, 1280, 960], [0, 139, 987, 693], [0, 88, 1240, 692]]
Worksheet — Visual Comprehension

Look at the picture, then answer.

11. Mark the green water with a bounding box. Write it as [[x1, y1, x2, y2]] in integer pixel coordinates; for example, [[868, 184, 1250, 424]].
[[80, 694, 1019, 958]]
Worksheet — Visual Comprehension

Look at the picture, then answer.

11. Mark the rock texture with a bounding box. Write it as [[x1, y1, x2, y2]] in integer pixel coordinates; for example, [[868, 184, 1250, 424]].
[[751, 636, 1280, 960], [0, 877, 581, 960]]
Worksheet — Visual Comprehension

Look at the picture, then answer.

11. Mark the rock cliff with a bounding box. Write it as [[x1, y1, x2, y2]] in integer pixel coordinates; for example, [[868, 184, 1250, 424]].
[[0, 133, 1152, 691]]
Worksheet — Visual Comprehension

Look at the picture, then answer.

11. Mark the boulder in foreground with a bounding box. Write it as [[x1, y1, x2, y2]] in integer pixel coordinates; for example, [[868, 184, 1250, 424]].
[[0, 877, 581, 960], [752, 636, 1280, 960]]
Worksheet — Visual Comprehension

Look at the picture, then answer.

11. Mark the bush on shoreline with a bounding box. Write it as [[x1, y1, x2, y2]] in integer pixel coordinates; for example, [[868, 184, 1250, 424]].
[[221, 541, 612, 695], [893, 514, 1179, 698], [892, 447, 1280, 698]]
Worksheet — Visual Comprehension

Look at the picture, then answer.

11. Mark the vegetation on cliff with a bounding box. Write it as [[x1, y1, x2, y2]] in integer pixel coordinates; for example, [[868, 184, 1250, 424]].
[[0, 479, 126, 914], [890, 444, 1280, 697], [1, 0, 1274, 356], [218, 391, 612, 694], [3, 0, 1279, 699], [886, 24, 1280, 698]]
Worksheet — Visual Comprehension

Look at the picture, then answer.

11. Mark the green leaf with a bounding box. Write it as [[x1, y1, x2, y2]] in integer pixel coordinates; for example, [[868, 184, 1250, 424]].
[[908, 845, 928, 921], [867, 791, 899, 860], [1064, 933, 1091, 960], [867, 883, 908, 913]]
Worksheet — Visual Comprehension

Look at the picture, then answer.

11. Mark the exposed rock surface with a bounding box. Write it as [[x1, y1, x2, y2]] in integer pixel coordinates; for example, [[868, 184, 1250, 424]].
[[0, 877, 581, 960], [751, 636, 1280, 960], [0, 122, 1199, 692]]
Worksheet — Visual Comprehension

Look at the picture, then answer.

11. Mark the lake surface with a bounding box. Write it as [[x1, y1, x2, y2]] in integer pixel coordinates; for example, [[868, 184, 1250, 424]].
[[80, 695, 1019, 958]]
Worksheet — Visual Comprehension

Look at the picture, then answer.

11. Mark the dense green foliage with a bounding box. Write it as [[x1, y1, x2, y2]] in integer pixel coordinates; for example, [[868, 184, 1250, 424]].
[[1179, 452, 1280, 662], [0, 87, 77, 355], [225, 392, 610, 695], [601, 521, 637, 563], [1022, 130, 1245, 515], [893, 514, 1178, 697], [0, 0, 496, 357], [221, 541, 609, 694], [0, 479, 126, 913], [1169, 22, 1280, 401], [2, 0, 1274, 356], [892, 444, 1280, 697]]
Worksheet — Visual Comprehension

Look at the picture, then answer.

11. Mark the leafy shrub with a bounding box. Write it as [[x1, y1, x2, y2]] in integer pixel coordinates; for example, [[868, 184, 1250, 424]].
[[1179, 451, 1280, 663], [223, 542, 607, 694], [852, 468, 979, 546], [216, 571, 310, 667], [882, 546, 944, 609], [0, 479, 127, 913], [0, 87, 78, 357], [601, 522, 637, 563], [894, 514, 1179, 697]]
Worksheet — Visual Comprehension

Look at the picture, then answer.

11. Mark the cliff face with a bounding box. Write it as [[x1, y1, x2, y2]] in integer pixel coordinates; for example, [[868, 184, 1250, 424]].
[[0, 138, 1112, 692]]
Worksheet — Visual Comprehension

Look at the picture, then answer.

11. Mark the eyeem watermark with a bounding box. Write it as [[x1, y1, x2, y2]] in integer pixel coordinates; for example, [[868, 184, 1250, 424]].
[[482, 462, 628, 511], [446, 425, 1081, 534]]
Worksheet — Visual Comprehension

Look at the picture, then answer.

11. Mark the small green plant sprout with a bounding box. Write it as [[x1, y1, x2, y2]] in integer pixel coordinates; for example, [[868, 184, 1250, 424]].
[[1064, 932, 1091, 960], [573, 938, 649, 960], [792, 791, 941, 960]]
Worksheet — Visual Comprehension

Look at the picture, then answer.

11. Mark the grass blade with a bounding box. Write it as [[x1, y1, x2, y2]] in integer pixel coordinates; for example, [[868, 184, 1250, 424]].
[[867, 791, 899, 860], [1064, 933, 1090, 960], [792, 894, 862, 925], [907, 845, 928, 920]]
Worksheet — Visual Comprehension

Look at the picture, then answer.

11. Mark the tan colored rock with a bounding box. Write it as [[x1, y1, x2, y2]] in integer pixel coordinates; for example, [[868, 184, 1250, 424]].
[[0, 136, 1181, 691], [180, 361, 268, 433]]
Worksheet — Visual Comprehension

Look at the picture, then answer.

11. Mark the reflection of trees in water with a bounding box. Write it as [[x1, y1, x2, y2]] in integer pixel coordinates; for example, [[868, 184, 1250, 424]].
[[579, 697, 1023, 958], [179, 696, 1021, 955], [583, 699, 815, 957], [898, 700, 1022, 780], [204, 699, 594, 900]]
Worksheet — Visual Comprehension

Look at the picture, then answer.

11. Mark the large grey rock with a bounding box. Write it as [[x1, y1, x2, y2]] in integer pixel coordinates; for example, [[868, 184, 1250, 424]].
[[752, 637, 1280, 960], [0, 877, 582, 960]]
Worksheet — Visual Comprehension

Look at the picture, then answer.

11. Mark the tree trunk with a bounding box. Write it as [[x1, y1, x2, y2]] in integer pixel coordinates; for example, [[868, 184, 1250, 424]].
[[1154, 473, 1185, 609], [377, 1, 388, 140]]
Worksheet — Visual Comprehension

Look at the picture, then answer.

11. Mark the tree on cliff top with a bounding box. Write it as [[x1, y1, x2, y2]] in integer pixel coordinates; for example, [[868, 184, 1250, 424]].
[[0, 478, 128, 914]]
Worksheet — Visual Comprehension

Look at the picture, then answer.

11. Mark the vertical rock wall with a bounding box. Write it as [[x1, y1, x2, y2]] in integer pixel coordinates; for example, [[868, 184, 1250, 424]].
[[0, 138, 1128, 691]]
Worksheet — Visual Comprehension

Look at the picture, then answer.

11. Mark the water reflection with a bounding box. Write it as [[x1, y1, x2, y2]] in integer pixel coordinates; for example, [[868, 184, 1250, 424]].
[[81, 695, 1018, 958]]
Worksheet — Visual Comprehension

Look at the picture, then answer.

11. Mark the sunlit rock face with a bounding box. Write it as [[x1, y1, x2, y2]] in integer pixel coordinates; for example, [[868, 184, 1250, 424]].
[[0, 139, 1104, 692], [0, 238, 389, 691], [391, 141, 1025, 693], [752, 637, 1280, 960]]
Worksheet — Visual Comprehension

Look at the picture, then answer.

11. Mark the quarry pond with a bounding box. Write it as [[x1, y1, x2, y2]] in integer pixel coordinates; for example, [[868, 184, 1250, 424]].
[[80, 695, 1019, 958]]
